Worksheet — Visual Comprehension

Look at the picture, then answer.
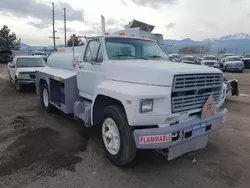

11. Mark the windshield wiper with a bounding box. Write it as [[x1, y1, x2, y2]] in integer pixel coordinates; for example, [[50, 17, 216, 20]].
[[111, 54, 147, 60], [144, 55, 166, 59]]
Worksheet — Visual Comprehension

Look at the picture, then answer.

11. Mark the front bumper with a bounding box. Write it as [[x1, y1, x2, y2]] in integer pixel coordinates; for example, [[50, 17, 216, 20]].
[[227, 67, 243, 71], [18, 79, 36, 84], [133, 108, 227, 159]]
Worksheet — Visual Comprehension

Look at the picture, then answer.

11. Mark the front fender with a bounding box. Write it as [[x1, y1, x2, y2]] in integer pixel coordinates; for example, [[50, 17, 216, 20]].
[[92, 80, 172, 126]]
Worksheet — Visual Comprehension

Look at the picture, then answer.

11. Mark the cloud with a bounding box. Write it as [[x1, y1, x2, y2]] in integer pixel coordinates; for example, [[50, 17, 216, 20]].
[[205, 22, 217, 30], [27, 20, 51, 30], [106, 17, 127, 26], [0, 0, 84, 29], [165, 22, 175, 29], [132, 0, 177, 8], [121, 0, 128, 6], [58, 27, 76, 34], [106, 18, 116, 25]]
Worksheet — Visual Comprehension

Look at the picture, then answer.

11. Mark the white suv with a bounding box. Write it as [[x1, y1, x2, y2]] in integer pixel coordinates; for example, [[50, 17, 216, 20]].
[[8, 56, 46, 91]]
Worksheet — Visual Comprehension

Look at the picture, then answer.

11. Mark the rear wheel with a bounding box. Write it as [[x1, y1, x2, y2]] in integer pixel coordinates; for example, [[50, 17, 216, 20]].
[[40, 83, 55, 113], [102, 105, 137, 166]]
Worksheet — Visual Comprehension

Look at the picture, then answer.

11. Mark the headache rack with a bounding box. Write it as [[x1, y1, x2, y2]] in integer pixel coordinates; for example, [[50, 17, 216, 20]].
[[171, 73, 223, 113]]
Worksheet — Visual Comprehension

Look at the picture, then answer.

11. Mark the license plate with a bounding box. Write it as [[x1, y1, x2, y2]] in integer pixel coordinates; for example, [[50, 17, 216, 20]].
[[193, 122, 207, 131]]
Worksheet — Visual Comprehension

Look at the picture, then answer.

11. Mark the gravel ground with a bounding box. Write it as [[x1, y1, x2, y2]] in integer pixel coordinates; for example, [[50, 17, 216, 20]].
[[0, 63, 250, 188]]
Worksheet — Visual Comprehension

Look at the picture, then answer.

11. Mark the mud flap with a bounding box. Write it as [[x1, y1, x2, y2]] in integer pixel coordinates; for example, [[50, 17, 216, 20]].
[[168, 134, 208, 161]]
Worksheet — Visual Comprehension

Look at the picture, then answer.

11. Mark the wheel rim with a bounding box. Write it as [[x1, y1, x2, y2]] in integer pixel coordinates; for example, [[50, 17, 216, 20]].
[[102, 117, 120, 155], [15, 81, 20, 90], [43, 88, 49, 107]]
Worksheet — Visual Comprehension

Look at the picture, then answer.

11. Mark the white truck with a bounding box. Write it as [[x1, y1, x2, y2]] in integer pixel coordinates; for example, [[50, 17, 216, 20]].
[[35, 35, 228, 166]]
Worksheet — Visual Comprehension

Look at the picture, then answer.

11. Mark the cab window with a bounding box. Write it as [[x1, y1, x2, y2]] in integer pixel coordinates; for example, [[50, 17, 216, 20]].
[[84, 40, 102, 63]]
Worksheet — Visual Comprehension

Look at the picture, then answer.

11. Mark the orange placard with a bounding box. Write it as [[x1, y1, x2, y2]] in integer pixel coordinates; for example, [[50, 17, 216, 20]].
[[201, 95, 215, 119]]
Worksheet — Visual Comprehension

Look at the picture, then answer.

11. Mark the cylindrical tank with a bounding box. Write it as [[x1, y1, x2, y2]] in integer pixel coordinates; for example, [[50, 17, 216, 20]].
[[47, 46, 84, 71]]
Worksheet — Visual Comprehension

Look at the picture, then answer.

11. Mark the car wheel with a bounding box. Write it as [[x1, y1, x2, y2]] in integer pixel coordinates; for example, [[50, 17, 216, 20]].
[[223, 65, 228, 72], [8, 72, 12, 83], [15, 78, 22, 92], [102, 105, 137, 166], [40, 82, 55, 113]]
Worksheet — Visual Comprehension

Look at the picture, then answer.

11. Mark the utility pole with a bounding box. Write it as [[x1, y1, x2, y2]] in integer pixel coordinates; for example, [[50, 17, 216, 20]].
[[49, 2, 60, 50], [52, 2, 56, 50], [63, 8, 67, 47]]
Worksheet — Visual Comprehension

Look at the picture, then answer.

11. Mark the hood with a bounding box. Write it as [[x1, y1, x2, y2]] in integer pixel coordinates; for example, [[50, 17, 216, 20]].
[[242, 58, 250, 61], [17, 67, 46, 73], [104, 60, 222, 86]]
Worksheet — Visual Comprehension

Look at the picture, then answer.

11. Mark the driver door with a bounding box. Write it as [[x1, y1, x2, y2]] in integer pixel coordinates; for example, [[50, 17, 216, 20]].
[[8, 57, 17, 80], [77, 38, 104, 100]]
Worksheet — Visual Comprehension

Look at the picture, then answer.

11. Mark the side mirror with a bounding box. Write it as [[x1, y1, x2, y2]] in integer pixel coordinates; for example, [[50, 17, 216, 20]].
[[8, 62, 15, 68]]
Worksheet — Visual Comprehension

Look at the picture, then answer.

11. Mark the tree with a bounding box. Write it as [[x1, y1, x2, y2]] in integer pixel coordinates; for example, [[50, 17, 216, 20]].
[[0, 25, 21, 50], [67, 34, 84, 47]]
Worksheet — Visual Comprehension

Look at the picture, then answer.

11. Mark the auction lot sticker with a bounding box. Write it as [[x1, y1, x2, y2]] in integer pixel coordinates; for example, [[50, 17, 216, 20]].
[[139, 134, 172, 144]]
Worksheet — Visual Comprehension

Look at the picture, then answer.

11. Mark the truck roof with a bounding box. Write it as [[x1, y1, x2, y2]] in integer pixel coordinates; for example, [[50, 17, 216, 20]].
[[102, 35, 155, 42], [15, 55, 43, 59]]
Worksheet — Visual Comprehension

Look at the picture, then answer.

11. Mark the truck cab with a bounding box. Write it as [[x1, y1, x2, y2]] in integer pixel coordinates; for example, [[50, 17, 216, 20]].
[[36, 35, 227, 166]]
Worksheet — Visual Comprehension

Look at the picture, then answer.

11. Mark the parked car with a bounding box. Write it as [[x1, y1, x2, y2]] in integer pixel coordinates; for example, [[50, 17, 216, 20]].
[[196, 57, 202, 64], [219, 53, 234, 67], [168, 54, 181, 62], [0, 49, 13, 63], [242, 53, 250, 68], [201, 55, 220, 68], [7, 56, 46, 91], [181, 55, 196, 64], [223, 56, 244, 72]]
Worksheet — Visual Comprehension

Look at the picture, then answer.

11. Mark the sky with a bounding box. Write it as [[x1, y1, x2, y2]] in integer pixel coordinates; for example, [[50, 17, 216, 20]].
[[0, 0, 250, 46]]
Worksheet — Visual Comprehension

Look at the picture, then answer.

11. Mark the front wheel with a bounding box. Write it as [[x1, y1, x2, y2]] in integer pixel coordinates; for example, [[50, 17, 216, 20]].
[[102, 106, 137, 166], [15, 78, 23, 92]]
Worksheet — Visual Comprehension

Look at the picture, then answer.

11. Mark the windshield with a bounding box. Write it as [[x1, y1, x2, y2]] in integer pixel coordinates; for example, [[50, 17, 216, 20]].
[[203, 56, 216, 60], [243, 54, 250, 58], [16, 58, 46, 67], [172, 55, 180, 58], [34, 52, 45, 55], [204, 62, 215, 65], [222, 54, 233, 58], [182, 57, 194, 61], [105, 37, 168, 60], [226, 57, 241, 62]]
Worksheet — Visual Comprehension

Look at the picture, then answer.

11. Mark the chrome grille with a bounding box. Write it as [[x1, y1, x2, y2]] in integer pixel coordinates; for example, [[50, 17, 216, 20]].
[[171, 74, 223, 113]]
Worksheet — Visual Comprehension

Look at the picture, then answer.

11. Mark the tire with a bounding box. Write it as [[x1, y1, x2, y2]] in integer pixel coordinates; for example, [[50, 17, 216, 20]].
[[102, 105, 137, 166], [223, 65, 227, 72], [15, 78, 23, 92], [8, 72, 12, 83], [40, 82, 55, 113]]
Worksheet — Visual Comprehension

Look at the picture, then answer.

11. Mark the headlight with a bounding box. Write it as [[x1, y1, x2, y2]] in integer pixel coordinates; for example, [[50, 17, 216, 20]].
[[140, 99, 153, 113], [18, 74, 30, 79]]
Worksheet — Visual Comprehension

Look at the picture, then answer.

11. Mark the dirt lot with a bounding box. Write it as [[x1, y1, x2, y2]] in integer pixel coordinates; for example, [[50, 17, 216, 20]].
[[0, 63, 250, 188]]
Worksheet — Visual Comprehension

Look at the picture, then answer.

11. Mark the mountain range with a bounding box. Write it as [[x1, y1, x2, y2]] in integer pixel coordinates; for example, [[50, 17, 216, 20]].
[[164, 33, 250, 54], [20, 33, 250, 54]]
